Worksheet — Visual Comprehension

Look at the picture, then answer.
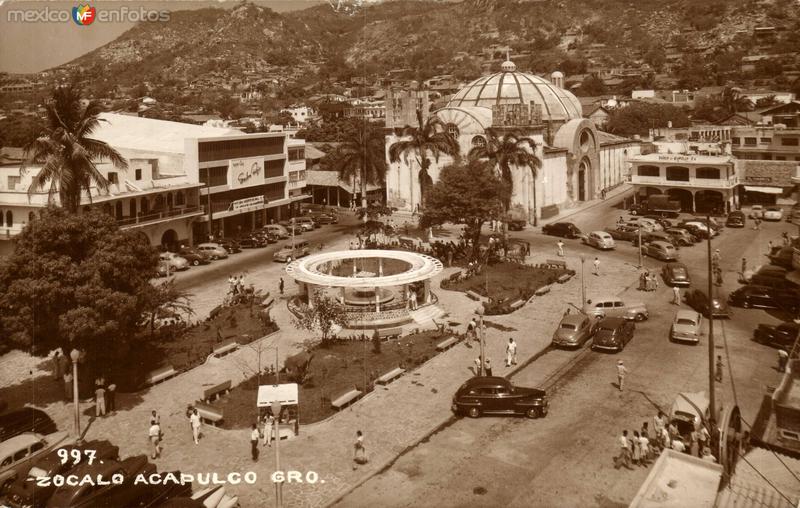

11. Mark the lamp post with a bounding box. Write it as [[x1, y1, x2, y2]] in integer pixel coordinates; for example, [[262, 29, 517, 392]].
[[271, 399, 283, 508], [580, 255, 586, 307], [706, 215, 716, 422], [69, 349, 82, 444], [476, 307, 486, 376], [637, 226, 643, 268]]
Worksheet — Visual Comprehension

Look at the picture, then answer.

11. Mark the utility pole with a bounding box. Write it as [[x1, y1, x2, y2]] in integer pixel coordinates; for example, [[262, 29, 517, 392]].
[[580, 255, 586, 306], [206, 180, 213, 241], [638, 226, 643, 268], [707, 214, 716, 423]]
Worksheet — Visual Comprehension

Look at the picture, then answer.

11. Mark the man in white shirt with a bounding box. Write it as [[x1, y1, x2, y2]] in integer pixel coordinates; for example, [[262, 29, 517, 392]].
[[616, 360, 628, 391], [190, 408, 201, 444], [149, 423, 161, 459], [250, 423, 260, 462], [672, 438, 686, 453], [506, 338, 518, 367]]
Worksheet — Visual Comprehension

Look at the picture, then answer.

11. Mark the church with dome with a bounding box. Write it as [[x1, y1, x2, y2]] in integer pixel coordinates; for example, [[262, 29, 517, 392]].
[[384, 60, 641, 222]]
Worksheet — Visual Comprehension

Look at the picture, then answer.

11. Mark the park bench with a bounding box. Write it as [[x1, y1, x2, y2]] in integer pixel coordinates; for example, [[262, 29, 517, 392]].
[[194, 402, 224, 426], [466, 290, 482, 301], [331, 389, 363, 410], [534, 285, 551, 296], [557, 273, 573, 283], [436, 336, 460, 352], [375, 367, 406, 385], [510, 300, 525, 311], [202, 379, 232, 403], [448, 271, 463, 283], [376, 327, 403, 340], [144, 365, 177, 386], [544, 259, 567, 270], [213, 338, 239, 358]]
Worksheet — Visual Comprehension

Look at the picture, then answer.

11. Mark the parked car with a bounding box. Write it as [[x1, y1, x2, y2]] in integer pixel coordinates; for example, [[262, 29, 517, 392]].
[[236, 235, 267, 249], [272, 240, 310, 262], [643, 215, 673, 229], [177, 247, 210, 266], [693, 217, 722, 232], [625, 217, 662, 232], [670, 310, 703, 344], [725, 211, 746, 228], [661, 262, 691, 287], [507, 219, 526, 231], [679, 223, 709, 240], [0, 432, 72, 492], [278, 221, 304, 235], [0, 409, 57, 443], [750, 205, 765, 219], [591, 317, 636, 352], [643, 241, 679, 261], [644, 231, 679, 247], [581, 231, 616, 250], [604, 225, 649, 243], [252, 229, 279, 244], [542, 222, 581, 239], [308, 212, 337, 225], [45, 455, 154, 508], [262, 224, 290, 239], [729, 285, 800, 312], [158, 252, 189, 271], [451, 376, 548, 419], [768, 247, 794, 269], [670, 391, 710, 436], [583, 296, 648, 321], [749, 270, 798, 291], [290, 217, 316, 231], [764, 207, 784, 221], [4, 440, 118, 508], [196, 243, 228, 260], [155, 262, 171, 278], [552, 313, 596, 348], [665, 228, 696, 246], [754, 321, 800, 349], [218, 239, 241, 254], [684, 288, 730, 318]]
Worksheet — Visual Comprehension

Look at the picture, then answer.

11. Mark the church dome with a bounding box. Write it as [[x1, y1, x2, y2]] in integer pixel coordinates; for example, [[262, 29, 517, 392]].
[[446, 63, 583, 122]]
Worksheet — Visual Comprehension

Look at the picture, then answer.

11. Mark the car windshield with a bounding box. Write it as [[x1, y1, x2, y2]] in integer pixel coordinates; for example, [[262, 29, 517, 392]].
[[560, 323, 577, 330], [676, 318, 696, 326], [27, 466, 48, 479], [597, 327, 616, 333], [672, 267, 687, 276]]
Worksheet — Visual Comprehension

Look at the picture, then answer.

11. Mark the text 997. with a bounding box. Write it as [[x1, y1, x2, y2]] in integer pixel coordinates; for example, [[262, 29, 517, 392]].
[[57, 448, 96, 466]]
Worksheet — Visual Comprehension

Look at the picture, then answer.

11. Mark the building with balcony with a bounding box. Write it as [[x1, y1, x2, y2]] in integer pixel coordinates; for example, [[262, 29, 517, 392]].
[[385, 89, 431, 130], [628, 152, 739, 213]]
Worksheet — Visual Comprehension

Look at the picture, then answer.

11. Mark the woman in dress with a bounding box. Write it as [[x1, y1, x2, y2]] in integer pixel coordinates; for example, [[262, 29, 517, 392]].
[[632, 431, 642, 465]]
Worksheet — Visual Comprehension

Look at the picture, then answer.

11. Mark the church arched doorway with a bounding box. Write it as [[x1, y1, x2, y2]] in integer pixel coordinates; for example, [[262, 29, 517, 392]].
[[578, 159, 590, 202], [160, 229, 178, 251]]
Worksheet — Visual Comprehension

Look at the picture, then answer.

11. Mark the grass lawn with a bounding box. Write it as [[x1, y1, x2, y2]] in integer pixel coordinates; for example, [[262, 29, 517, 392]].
[[216, 330, 454, 428]]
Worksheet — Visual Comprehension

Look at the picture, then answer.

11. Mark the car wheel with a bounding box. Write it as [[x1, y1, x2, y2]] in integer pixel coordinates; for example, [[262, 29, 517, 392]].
[[468, 407, 481, 418], [526, 407, 541, 419], [192, 259, 200, 266], [635, 313, 646, 322], [630, 210, 638, 215]]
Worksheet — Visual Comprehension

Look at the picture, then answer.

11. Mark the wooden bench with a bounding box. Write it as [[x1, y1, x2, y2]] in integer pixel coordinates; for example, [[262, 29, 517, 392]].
[[194, 402, 223, 426], [203, 380, 232, 402], [557, 273, 573, 284], [331, 389, 363, 410], [144, 365, 177, 386], [510, 299, 525, 310], [544, 259, 567, 269], [375, 367, 406, 385], [436, 336, 460, 351], [213, 338, 239, 358], [466, 290, 482, 301], [448, 271, 462, 282], [534, 285, 551, 296], [376, 327, 403, 340], [262, 296, 275, 307]]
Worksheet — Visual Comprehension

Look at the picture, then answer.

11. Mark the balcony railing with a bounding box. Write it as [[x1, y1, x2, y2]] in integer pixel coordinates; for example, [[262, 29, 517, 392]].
[[631, 175, 739, 189], [116, 205, 204, 227]]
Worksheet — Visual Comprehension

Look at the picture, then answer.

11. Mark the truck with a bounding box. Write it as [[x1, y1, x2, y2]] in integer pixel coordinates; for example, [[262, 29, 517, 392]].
[[629, 194, 682, 217]]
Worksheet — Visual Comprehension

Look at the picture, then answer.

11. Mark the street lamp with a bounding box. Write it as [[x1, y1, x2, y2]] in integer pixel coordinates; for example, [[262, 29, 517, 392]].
[[580, 255, 586, 307], [476, 307, 486, 376], [271, 399, 283, 508], [69, 349, 82, 444]]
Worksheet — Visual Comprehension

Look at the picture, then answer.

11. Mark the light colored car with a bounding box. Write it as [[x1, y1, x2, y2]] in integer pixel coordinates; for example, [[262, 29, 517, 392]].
[[273, 240, 310, 262], [763, 207, 784, 221], [552, 313, 596, 348], [0, 432, 72, 491], [749, 205, 765, 219], [158, 252, 189, 271], [262, 224, 290, 239], [289, 217, 315, 231], [583, 296, 648, 321], [625, 217, 663, 232], [196, 243, 229, 260], [683, 221, 717, 237], [644, 241, 679, 261], [582, 231, 616, 250], [670, 310, 703, 343]]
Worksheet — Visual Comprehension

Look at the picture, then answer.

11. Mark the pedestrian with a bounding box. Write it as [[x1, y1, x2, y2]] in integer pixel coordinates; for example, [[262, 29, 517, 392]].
[[698, 425, 710, 456], [557, 240, 565, 257], [106, 381, 116, 414], [741, 257, 747, 276], [149, 421, 161, 459], [652, 273, 659, 291], [593, 257, 600, 276], [672, 286, 681, 305], [614, 430, 632, 470], [712, 249, 721, 266], [94, 383, 106, 417], [715, 355, 723, 382], [238, 275, 245, 293], [484, 358, 493, 376], [410, 290, 418, 310], [714, 266, 723, 286], [660, 425, 671, 451], [228, 275, 236, 294], [701, 447, 717, 462], [353, 430, 368, 467], [617, 216, 625, 227], [279, 277, 284, 296], [467, 318, 477, 340], [672, 437, 686, 453], [779, 349, 790, 372], [639, 431, 651, 466], [190, 408, 201, 444], [601, 188, 607, 200], [632, 431, 642, 466], [506, 338, 518, 367], [262, 413, 274, 447], [185, 405, 194, 431], [783, 232, 790, 246], [52, 350, 63, 381], [639, 272, 647, 291], [755, 218, 761, 230], [768, 241, 774, 254], [616, 360, 628, 391], [652, 412, 665, 445], [64, 371, 73, 401], [150, 410, 160, 426], [250, 423, 260, 461], [474, 357, 482, 376]]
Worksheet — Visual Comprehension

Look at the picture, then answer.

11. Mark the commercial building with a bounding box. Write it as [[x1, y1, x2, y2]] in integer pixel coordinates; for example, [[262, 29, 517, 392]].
[[385, 89, 431, 130]]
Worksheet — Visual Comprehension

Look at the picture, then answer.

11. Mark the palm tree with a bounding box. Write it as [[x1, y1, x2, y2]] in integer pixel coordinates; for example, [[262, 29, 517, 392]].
[[24, 84, 127, 214], [331, 121, 386, 210], [720, 86, 752, 115], [388, 110, 460, 211], [468, 129, 542, 225]]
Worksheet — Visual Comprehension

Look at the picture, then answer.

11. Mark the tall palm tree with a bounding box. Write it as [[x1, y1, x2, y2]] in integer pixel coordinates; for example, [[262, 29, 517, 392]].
[[24, 84, 128, 214], [468, 128, 542, 225], [720, 86, 752, 115], [388, 110, 460, 210], [331, 121, 386, 210]]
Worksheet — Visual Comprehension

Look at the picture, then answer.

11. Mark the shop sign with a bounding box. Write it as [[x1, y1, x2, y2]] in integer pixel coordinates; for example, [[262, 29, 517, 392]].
[[229, 195, 265, 212], [257, 383, 298, 407], [657, 155, 698, 162], [228, 157, 265, 189], [745, 176, 773, 183]]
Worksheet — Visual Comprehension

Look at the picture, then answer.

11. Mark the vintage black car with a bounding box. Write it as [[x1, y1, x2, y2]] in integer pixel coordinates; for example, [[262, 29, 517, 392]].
[[591, 317, 635, 352], [754, 321, 800, 349], [308, 212, 338, 225], [542, 222, 581, 239], [661, 262, 691, 287], [452, 376, 548, 419], [726, 211, 746, 228], [236, 235, 268, 249], [605, 225, 651, 244], [685, 289, 730, 318], [4, 440, 119, 508], [45, 455, 154, 507], [218, 239, 242, 254], [0, 408, 57, 443], [177, 247, 211, 266], [729, 285, 800, 312], [768, 247, 794, 270]]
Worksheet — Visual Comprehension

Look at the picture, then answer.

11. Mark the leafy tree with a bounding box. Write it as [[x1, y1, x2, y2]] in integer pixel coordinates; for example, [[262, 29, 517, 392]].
[[644, 47, 666, 73], [421, 159, 507, 260], [675, 54, 707, 89], [216, 95, 243, 120], [0, 115, 43, 148], [755, 95, 782, 109], [330, 121, 386, 210], [467, 129, 541, 225], [292, 293, 349, 347], [720, 86, 752, 115], [141, 279, 194, 337], [604, 103, 691, 137], [24, 84, 128, 214], [577, 74, 606, 96], [0, 207, 158, 370], [388, 110, 460, 208]]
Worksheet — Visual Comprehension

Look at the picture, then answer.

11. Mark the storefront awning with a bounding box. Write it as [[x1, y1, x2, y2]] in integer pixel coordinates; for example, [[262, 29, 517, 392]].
[[744, 186, 783, 194]]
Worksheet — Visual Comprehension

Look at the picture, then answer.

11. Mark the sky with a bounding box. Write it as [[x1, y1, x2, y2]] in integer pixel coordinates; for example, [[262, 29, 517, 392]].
[[0, 0, 328, 74]]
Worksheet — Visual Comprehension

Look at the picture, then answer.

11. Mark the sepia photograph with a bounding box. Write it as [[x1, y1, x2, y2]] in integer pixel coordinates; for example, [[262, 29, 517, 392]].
[[1, 0, 800, 506]]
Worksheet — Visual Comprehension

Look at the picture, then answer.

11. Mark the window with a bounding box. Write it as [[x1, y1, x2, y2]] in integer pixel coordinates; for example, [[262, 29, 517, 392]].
[[176, 191, 185, 206], [135, 169, 142, 180], [760, 137, 771, 143], [614, 302, 625, 308], [7, 175, 20, 190], [265, 159, 284, 179], [446, 123, 459, 139], [288, 148, 305, 161], [471, 136, 486, 148], [13, 448, 28, 461], [5, 210, 12, 227], [782, 137, 799, 146], [637, 166, 660, 177], [731, 137, 740, 145], [744, 137, 757, 146], [107, 172, 118, 185], [696, 167, 720, 179], [199, 166, 228, 187], [776, 156, 786, 161], [198, 136, 284, 162], [666, 166, 689, 182], [30, 442, 44, 453]]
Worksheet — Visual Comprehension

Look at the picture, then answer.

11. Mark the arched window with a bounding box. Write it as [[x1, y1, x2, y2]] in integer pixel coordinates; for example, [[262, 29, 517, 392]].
[[445, 123, 460, 139], [175, 191, 185, 206], [471, 135, 486, 148], [5, 210, 12, 227], [696, 167, 720, 179], [666, 166, 690, 182]]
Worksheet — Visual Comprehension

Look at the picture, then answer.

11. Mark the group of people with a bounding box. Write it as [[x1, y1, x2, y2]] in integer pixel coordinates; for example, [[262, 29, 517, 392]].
[[93, 376, 116, 417], [227, 274, 248, 296], [638, 271, 659, 292]]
